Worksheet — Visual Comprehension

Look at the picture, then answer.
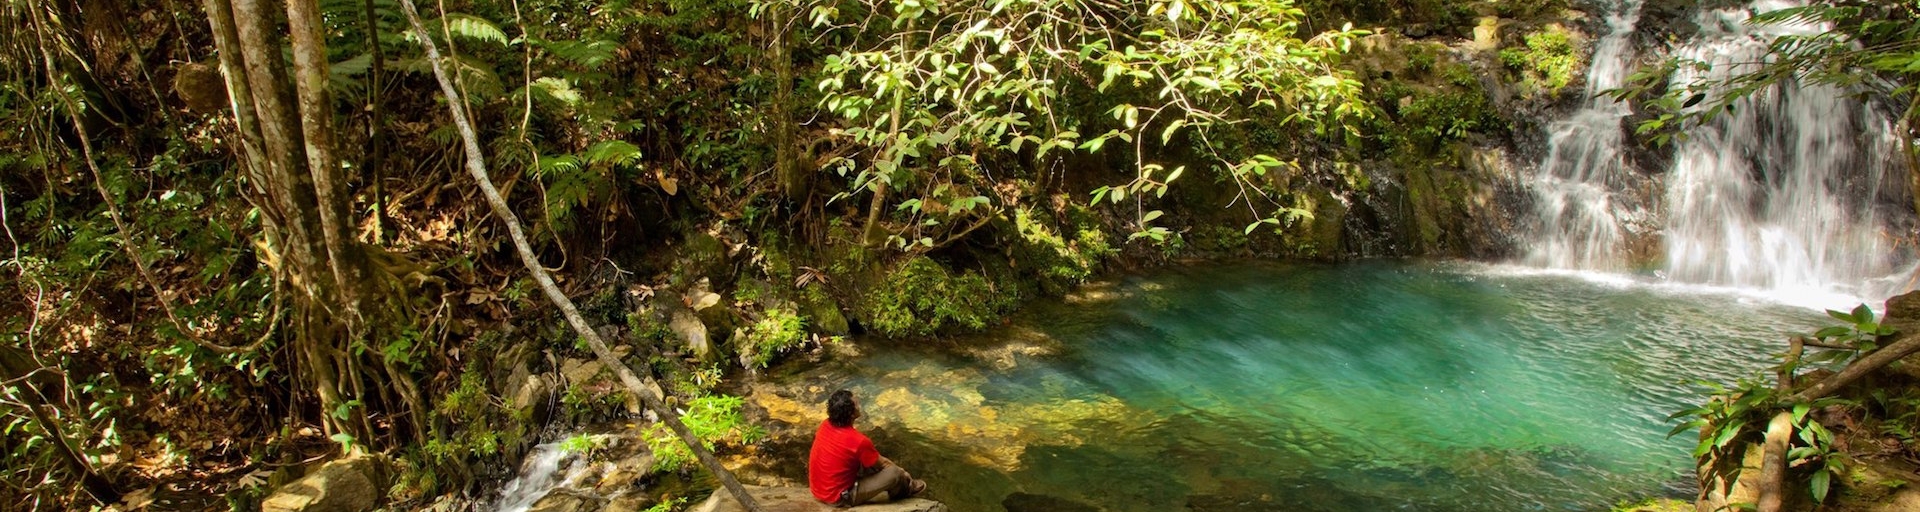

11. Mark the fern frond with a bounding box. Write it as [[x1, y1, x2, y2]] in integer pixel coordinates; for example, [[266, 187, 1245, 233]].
[[407, 13, 510, 47], [582, 141, 642, 168], [539, 38, 619, 69], [531, 77, 581, 106], [536, 154, 582, 177]]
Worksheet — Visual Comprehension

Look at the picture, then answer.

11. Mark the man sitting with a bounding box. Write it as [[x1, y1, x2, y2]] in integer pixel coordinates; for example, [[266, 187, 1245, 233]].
[[808, 389, 927, 507]]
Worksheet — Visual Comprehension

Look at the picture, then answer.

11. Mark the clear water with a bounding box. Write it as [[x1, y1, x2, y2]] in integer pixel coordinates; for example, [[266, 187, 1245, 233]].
[[767, 262, 1830, 512]]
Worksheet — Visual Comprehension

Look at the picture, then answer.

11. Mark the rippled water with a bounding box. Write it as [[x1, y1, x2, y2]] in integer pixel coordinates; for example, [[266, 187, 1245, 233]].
[[764, 262, 1833, 512]]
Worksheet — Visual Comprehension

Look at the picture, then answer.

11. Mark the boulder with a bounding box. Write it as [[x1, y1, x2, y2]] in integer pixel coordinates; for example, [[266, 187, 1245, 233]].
[[260, 456, 385, 512], [671, 310, 713, 360], [690, 486, 945, 512]]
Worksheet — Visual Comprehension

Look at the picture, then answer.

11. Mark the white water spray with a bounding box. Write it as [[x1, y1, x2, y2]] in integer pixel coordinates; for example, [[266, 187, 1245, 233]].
[[1525, 0, 1913, 305]]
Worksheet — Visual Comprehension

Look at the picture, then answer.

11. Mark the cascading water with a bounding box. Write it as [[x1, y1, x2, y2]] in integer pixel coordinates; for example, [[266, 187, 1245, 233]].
[[1660, 1, 1907, 300], [1523, 0, 1647, 272], [1524, 0, 1914, 304], [492, 442, 590, 512]]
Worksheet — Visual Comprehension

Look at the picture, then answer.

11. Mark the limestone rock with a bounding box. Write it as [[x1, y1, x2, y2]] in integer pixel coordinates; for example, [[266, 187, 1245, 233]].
[[260, 456, 384, 512], [1885, 289, 1920, 322], [562, 358, 606, 386], [671, 309, 713, 360], [690, 486, 944, 512], [1470, 16, 1503, 51]]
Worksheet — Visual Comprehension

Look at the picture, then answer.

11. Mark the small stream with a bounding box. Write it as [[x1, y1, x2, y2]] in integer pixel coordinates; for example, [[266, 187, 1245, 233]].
[[750, 262, 1834, 512]]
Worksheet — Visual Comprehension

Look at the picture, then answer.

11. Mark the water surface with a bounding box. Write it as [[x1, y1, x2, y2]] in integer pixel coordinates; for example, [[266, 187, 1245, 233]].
[[763, 262, 1830, 512]]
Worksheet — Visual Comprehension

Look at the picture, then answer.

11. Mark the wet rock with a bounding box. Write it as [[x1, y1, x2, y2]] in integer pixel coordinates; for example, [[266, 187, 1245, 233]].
[[690, 485, 945, 512], [529, 492, 599, 512], [260, 455, 386, 512]]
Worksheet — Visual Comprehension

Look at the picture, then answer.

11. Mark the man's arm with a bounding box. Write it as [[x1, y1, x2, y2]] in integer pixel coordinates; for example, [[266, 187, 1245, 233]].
[[857, 455, 894, 477]]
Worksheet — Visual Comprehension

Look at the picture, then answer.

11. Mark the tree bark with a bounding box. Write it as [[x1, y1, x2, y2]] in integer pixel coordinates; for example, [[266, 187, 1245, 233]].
[[1755, 411, 1793, 512], [205, 0, 371, 442], [770, 5, 804, 201], [286, 0, 367, 326], [394, 1, 764, 510], [1789, 321, 1920, 402]]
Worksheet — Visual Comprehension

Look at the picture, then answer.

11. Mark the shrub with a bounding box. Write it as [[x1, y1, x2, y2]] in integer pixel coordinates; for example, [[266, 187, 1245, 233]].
[[859, 256, 1018, 337], [640, 395, 764, 472], [1500, 28, 1581, 94], [738, 307, 808, 368]]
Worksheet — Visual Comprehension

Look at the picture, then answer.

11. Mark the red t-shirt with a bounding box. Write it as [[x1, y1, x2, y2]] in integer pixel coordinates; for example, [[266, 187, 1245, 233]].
[[808, 420, 880, 503]]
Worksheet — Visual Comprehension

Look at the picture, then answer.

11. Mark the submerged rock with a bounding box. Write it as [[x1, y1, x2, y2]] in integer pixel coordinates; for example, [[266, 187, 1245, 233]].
[[1001, 492, 1101, 512], [690, 485, 945, 512]]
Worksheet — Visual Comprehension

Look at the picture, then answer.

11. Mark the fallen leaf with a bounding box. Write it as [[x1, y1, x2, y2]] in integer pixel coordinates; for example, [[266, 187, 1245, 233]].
[[657, 172, 679, 196], [117, 487, 156, 510]]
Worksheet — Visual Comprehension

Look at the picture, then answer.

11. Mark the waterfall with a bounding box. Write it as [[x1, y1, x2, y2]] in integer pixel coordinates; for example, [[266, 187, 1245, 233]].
[[1524, 0, 1913, 304], [492, 442, 590, 512], [1523, 0, 1647, 273]]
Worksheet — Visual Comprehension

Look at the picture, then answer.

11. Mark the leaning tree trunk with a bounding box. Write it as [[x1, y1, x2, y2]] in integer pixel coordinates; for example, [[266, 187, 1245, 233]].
[[393, 1, 764, 509]]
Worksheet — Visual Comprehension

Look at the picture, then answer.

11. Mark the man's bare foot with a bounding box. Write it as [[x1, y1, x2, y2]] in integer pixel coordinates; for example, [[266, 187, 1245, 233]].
[[907, 479, 927, 497]]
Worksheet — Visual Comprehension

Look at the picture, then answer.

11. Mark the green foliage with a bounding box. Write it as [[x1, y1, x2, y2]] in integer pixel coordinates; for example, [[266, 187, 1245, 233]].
[[1011, 208, 1109, 292], [1399, 90, 1505, 149], [1670, 304, 1897, 506], [791, 0, 1374, 244], [644, 497, 688, 512], [1500, 28, 1580, 95], [1615, 3, 1920, 145], [640, 395, 764, 473], [859, 256, 1018, 337], [738, 307, 809, 368], [558, 433, 602, 455]]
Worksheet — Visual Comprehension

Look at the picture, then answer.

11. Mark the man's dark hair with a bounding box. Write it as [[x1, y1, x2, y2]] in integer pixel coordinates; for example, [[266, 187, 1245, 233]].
[[827, 389, 857, 427]]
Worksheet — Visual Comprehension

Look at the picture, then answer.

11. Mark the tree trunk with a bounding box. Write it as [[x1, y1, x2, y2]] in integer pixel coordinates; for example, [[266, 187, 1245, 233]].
[[286, 0, 367, 327], [394, 2, 763, 509], [770, 6, 804, 201], [203, 0, 373, 442]]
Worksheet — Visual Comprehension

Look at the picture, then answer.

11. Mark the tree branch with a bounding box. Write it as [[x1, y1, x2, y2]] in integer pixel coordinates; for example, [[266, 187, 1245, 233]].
[[394, 1, 765, 510]]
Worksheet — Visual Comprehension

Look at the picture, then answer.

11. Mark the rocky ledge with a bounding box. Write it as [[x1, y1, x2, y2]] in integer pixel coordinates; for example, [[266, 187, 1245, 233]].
[[692, 486, 945, 512]]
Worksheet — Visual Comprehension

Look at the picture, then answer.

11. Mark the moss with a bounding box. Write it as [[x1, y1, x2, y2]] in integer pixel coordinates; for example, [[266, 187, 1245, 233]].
[[1500, 27, 1582, 96], [858, 256, 1019, 337]]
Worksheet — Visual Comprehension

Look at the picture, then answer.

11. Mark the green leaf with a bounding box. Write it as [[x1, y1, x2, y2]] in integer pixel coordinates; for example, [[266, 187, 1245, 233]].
[[1142, 210, 1163, 224], [1852, 304, 1874, 324], [1793, 403, 1811, 423], [1828, 308, 1858, 323], [1161, 120, 1186, 144], [436, 13, 510, 47], [1810, 469, 1830, 503]]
